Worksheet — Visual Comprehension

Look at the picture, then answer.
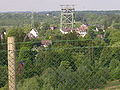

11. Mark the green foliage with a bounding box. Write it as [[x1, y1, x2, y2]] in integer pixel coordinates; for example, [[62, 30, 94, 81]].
[[7, 27, 26, 42], [0, 51, 7, 65], [17, 76, 43, 90], [75, 65, 107, 89], [22, 24, 32, 33], [109, 59, 120, 80], [1, 11, 120, 89], [107, 29, 120, 45], [42, 22, 50, 30], [17, 46, 37, 78], [87, 29, 96, 39], [62, 32, 78, 40], [59, 61, 71, 70], [0, 66, 7, 88], [16, 64, 109, 90], [112, 23, 120, 29]]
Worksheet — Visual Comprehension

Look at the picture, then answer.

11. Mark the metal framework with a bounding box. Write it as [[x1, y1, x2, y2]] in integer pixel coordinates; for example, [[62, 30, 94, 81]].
[[60, 5, 75, 30]]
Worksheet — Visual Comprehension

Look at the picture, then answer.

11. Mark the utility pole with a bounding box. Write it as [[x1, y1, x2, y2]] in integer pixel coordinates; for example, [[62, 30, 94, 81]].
[[60, 5, 75, 30], [31, 11, 34, 28], [8, 37, 16, 90]]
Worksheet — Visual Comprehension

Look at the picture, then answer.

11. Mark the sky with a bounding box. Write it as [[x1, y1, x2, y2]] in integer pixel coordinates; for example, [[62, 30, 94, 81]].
[[0, 0, 120, 12]]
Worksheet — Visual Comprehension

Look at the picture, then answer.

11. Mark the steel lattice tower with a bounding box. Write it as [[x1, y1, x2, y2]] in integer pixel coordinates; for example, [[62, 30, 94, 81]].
[[60, 5, 75, 30]]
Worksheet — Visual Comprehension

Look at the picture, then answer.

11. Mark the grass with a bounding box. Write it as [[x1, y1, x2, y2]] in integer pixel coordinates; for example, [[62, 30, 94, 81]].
[[1, 80, 120, 90], [99, 80, 120, 90]]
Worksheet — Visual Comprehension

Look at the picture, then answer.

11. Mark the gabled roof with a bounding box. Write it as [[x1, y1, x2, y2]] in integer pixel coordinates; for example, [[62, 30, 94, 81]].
[[60, 24, 88, 36], [27, 28, 39, 40], [29, 29, 39, 38]]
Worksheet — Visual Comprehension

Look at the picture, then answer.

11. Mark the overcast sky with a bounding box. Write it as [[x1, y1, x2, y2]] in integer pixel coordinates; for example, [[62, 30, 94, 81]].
[[0, 0, 120, 12]]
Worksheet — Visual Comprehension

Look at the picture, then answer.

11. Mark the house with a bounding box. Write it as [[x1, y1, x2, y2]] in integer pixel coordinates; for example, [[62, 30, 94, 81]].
[[50, 26, 57, 30], [97, 34, 104, 39], [23, 28, 39, 41], [93, 28, 99, 32], [60, 24, 88, 37], [32, 40, 52, 48], [77, 30, 87, 37], [60, 28, 73, 34], [0, 29, 6, 40], [74, 24, 88, 37], [27, 29, 39, 39], [41, 40, 52, 47], [46, 14, 50, 16]]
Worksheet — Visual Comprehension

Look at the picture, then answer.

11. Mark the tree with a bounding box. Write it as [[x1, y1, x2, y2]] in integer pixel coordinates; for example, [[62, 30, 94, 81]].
[[109, 59, 120, 80], [17, 45, 37, 79], [107, 29, 120, 45], [42, 22, 50, 30], [17, 76, 43, 90], [112, 23, 120, 29], [0, 66, 7, 88], [7, 27, 26, 42]]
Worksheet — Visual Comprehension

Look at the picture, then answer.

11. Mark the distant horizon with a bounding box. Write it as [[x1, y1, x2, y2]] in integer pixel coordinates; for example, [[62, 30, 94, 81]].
[[0, 9, 120, 13], [0, 0, 120, 12]]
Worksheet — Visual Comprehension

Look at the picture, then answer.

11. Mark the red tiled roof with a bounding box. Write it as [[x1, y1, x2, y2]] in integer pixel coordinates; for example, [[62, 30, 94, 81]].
[[78, 24, 88, 31], [60, 24, 88, 34]]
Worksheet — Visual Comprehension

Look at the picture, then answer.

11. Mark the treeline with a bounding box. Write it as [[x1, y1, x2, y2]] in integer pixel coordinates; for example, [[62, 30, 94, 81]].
[[0, 11, 120, 27]]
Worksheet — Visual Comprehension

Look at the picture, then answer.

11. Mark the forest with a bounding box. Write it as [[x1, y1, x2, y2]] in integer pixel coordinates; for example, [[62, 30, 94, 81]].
[[0, 11, 120, 90]]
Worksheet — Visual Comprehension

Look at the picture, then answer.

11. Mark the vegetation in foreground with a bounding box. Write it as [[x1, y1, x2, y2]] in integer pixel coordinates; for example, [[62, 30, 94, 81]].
[[0, 11, 120, 90]]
